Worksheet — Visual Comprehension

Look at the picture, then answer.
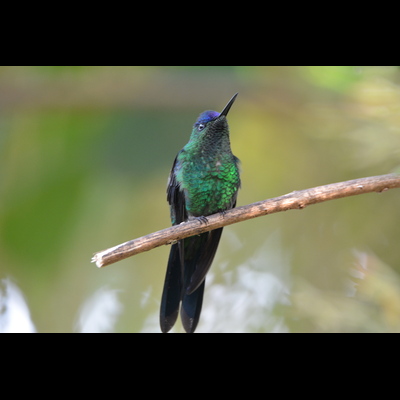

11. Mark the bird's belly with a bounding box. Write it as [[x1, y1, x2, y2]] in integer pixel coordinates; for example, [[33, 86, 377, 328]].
[[184, 178, 236, 217]]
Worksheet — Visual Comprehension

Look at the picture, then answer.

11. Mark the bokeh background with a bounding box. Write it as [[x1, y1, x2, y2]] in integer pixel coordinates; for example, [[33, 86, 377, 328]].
[[1, 66, 400, 333]]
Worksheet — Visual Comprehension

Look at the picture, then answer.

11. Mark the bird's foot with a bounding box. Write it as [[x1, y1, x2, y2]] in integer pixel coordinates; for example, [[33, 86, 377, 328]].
[[187, 215, 209, 224], [196, 216, 209, 225]]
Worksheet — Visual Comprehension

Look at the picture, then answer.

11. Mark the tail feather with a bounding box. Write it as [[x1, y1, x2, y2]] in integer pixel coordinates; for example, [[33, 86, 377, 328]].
[[160, 228, 224, 333], [160, 243, 182, 333], [180, 280, 205, 333], [186, 228, 223, 294]]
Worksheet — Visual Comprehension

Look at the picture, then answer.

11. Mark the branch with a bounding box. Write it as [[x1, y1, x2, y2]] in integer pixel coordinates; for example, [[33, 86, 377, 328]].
[[91, 173, 400, 268]]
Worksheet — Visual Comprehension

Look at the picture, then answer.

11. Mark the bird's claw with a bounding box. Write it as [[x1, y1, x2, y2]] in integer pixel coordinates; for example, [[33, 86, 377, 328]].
[[196, 216, 209, 225]]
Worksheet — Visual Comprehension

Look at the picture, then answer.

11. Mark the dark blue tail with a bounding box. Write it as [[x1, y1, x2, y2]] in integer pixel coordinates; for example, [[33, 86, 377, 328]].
[[160, 228, 223, 333]]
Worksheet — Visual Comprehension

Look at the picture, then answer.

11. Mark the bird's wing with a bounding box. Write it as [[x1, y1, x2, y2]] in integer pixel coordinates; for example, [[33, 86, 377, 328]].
[[160, 154, 187, 332], [167, 153, 187, 225]]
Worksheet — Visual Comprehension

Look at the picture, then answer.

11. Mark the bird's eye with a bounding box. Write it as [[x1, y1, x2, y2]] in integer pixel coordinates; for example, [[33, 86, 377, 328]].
[[197, 123, 205, 131]]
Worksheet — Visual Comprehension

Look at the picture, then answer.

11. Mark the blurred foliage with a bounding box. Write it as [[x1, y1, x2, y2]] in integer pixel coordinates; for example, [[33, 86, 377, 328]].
[[1, 66, 400, 332]]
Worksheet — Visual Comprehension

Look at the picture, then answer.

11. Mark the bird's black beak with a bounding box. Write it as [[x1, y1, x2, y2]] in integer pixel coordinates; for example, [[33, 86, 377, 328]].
[[219, 93, 238, 117]]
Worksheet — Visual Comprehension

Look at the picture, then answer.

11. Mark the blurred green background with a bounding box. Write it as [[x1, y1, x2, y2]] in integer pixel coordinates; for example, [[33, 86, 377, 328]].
[[1, 66, 400, 333]]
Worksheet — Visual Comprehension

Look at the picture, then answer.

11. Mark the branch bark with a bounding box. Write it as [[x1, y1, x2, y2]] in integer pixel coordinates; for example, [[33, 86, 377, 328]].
[[91, 173, 400, 268]]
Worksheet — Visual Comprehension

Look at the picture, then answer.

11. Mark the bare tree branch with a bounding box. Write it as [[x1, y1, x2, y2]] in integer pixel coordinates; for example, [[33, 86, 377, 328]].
[[91, 173, 400, 268]]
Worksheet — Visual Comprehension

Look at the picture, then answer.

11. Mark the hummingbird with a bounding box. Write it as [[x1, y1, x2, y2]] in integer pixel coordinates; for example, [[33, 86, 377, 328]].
[[160, 93, 241, 333]]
